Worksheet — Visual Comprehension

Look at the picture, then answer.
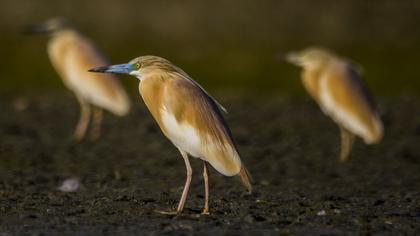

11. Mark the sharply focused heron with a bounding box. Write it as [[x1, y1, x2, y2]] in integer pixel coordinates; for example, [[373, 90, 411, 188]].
[[286, 47, 383, 161], [26, 18, 130, 141], [89, 56, 252, 214]]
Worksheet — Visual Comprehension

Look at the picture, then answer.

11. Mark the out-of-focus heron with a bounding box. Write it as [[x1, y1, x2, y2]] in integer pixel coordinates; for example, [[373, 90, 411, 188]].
[[89, 56, 252, 214], [26, 18, 130, 141], [286, 47, 383, 161]]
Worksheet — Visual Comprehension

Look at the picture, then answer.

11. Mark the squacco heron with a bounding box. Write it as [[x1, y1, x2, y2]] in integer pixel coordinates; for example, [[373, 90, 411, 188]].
[[26, 18, 130, 141], [286, 47, 383, 161], [89, 56, 252, 214]]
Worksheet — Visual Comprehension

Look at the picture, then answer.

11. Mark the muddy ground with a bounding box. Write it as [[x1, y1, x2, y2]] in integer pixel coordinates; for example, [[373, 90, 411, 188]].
[[0, 92, 419, 235]]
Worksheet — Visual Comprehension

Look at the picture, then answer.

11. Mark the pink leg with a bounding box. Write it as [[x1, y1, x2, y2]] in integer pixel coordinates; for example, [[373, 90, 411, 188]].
[[176, 149, 192, 213], [339, 127, 355, 162], [90, 107, 103, 141], [202, 162, 210, 214], [74, 97, 91, 141]]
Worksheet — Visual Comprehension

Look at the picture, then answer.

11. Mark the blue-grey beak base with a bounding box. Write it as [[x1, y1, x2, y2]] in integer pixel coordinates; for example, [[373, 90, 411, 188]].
[[285, 52, 299, 64], [88, 64, 133, 74]]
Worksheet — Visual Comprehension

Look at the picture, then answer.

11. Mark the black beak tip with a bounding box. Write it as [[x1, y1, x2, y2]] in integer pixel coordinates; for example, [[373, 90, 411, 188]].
[[22, 24, 47, 35], [88, 66, 107, 73], [274, 52, 287, 62]]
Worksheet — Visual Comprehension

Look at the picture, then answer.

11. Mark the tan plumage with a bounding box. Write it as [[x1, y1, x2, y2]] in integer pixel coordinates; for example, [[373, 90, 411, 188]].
[[141, 73, 241, 175], [28, 18, 130, 140], [287, 47, 383, 161], [89, 56, 251, 214]]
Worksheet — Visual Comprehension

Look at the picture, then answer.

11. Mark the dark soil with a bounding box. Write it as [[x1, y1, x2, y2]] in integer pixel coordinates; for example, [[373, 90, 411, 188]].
[[0, 93, 419, 235]]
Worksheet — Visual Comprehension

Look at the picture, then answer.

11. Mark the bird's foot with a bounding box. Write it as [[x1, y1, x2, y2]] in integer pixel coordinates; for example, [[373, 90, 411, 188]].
[[73, 135, 84, 143], [90, 132, 100, 142], [89, 126, 101, 142], [155, 210, 180, 215], [201, 209, 210, 215], [73, 130, 86, 142]]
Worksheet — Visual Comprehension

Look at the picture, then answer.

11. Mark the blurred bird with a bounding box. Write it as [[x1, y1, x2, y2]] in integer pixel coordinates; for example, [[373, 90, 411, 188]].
[[89, 56, 252, 214], [286, 47, 383, 161], [26, 18, 130, 141]]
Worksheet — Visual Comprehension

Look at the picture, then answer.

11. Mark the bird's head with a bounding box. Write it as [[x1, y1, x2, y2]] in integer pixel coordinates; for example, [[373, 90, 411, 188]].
[[286, 47, 335, 69], [24, 17, 71, 35], [89, 56, 181, 81]]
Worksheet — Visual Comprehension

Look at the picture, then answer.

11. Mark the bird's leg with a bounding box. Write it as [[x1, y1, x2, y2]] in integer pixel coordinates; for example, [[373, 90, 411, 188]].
[[156, 149, 192, 215], [202, 161, 210, 215], [340, 127, 355, 161], [74, 97, 91, 141], [90, 107, 103, 141], [176, 150, 192, 214]]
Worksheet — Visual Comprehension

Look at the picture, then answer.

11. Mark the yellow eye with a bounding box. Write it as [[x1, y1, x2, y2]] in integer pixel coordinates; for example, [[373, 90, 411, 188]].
[[136, 63, 141, 69]]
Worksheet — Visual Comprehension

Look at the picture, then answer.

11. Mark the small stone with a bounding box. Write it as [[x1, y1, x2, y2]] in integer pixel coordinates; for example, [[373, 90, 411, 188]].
[[260, 180, 270, 186], [58, 178, 81, 192], [317, 210, 326, 216]]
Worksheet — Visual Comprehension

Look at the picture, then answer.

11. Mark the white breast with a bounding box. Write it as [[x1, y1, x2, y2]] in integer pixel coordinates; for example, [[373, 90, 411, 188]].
[[47, 32, 130, 116], [319, 75, 370, 140], [160, 106, 203, 158]]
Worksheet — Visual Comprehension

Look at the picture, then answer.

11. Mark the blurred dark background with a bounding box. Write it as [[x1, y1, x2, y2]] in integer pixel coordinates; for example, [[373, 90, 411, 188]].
[[1, 0, 420, 97]]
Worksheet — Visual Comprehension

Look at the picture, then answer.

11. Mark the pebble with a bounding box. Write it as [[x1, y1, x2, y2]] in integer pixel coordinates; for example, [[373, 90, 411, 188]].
[[58, 178, 81, 192], [317, 210, 326, 216]]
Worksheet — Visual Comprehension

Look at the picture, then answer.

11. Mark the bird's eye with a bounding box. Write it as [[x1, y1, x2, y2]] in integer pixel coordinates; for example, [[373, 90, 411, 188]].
[[135, 63, 141, 69]]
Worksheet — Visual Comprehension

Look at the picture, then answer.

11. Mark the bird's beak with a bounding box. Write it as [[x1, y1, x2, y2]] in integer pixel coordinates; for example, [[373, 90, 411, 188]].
[[285, 52, 300, 64], [274, 52, 286, 62], [23, 23, 51, 35], [89, 63, 133, 74]]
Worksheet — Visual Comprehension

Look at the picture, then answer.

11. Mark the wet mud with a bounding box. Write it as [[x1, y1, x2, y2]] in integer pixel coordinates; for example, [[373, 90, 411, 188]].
[[0, 93, 419, 235]]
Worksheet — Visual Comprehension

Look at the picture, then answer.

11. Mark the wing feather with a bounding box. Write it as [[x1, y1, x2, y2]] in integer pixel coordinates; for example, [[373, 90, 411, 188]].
[[320, 62, 383, 143], [163, 76, 241, 176], [174, 71, 228, 113], [49, 31, 130, 115]]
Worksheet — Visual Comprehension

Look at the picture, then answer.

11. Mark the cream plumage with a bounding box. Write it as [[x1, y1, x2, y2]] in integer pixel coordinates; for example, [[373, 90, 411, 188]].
[[90, 55, 251, 214], [27, 18, 130, 141], [287, 47, 383, 161]]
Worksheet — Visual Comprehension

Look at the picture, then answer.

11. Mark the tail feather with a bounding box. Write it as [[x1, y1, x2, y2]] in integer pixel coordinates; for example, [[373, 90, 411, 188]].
[[239, 166, 252, 193]]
